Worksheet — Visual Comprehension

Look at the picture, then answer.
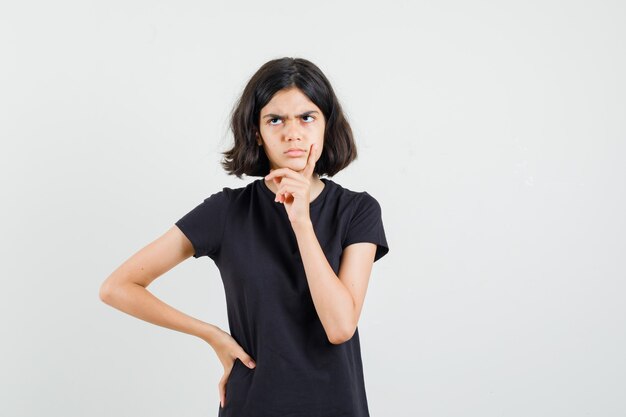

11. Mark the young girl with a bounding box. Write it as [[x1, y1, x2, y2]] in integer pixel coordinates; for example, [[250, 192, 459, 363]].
[[100, 57, 389, 417]]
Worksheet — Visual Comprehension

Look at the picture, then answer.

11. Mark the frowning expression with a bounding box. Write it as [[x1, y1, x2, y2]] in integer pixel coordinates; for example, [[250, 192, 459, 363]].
[[257, 87, 325, 172]]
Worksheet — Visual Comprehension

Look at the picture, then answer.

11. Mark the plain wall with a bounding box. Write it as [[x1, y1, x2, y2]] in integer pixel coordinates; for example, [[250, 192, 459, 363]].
[[1, 0, 624, 416]]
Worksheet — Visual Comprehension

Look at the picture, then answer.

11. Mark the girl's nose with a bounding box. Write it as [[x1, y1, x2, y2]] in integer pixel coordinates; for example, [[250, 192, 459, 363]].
[[284, 119, 302, 141]]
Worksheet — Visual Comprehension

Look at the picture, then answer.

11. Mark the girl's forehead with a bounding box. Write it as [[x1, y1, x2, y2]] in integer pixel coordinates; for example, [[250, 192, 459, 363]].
[[269, 87, 307, 101], [264, 88, 318, 110]]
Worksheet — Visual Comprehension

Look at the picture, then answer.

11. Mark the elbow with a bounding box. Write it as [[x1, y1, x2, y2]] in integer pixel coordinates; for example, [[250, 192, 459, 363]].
[[327, 310, 358, 345], [99, 273, 145, 306], [328, 335, 348, 345], [99, 277, 124, 305], [99, 281, 114, 304], [328, 325, 357, 345]]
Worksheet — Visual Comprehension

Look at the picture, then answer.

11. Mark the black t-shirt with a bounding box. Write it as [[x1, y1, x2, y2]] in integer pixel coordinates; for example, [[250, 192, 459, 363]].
[[175, 177, 389, 417]]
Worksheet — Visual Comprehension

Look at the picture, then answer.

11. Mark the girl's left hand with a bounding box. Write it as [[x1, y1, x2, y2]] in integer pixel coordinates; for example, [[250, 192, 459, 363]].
[[265, 143, 319, 226]]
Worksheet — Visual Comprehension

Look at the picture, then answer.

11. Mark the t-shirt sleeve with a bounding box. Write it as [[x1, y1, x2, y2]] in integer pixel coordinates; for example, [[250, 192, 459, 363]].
[[174, 189, 231, 260], [342, 192, 390, 262]]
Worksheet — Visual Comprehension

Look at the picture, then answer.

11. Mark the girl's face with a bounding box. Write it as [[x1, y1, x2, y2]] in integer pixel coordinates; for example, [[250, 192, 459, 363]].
[[257, 87, 325, 175]]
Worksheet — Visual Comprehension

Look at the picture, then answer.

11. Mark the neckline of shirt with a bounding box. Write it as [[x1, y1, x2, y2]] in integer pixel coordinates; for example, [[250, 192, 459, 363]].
[[260, 177, 332, 208]]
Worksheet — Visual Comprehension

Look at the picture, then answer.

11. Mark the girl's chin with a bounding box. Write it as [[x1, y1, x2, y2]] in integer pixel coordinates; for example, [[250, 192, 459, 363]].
[[274, 160, 306, 170]]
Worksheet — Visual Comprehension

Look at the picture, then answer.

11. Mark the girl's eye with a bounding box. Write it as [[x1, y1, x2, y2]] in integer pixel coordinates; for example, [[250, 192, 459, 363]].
[[268, 115, 314, 125]]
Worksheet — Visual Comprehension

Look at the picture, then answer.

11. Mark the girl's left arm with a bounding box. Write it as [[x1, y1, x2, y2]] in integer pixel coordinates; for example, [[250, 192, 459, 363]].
[[292, 220, 376, 345]]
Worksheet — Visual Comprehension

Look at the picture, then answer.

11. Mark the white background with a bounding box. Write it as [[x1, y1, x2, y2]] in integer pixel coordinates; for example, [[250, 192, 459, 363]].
[[2, 1, 625, 416]]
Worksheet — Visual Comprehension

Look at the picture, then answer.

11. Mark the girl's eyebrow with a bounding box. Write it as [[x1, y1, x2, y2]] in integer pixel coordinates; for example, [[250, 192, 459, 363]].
[[262, 110, 319, 119]]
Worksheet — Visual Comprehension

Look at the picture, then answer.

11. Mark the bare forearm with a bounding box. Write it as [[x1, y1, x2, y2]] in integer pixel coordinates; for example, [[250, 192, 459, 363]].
[[101, 282, 223, 346], [292, 220, 355, 343]]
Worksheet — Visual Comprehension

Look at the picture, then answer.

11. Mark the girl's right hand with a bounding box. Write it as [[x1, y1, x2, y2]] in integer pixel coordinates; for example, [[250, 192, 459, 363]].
[[211, 328, 256, 408]]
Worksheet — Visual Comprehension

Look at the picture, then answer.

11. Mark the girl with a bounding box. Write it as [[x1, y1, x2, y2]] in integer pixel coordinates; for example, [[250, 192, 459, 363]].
[[100, 57, 389, 417]]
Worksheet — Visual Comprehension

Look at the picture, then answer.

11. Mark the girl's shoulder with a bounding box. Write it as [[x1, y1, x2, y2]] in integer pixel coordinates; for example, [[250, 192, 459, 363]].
[[326, 178, 382, 206]]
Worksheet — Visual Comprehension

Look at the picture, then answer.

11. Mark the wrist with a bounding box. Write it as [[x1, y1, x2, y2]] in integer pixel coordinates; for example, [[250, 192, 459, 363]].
[[198, 322, 225, 347], [291, 218, 313, 233]]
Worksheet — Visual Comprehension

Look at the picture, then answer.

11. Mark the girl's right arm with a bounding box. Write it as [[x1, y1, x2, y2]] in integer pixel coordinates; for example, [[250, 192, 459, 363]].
[[98, 225, 256, 407], [98, 225, 218, 341]]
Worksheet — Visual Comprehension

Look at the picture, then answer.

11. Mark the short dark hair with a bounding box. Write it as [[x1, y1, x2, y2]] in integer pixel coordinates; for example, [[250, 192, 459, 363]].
[[221, 57, 357, 178]]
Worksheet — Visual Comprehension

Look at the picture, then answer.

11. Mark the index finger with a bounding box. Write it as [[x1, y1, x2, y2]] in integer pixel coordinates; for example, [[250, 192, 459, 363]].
[[300, 143, 317, 177]]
